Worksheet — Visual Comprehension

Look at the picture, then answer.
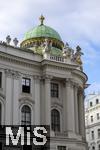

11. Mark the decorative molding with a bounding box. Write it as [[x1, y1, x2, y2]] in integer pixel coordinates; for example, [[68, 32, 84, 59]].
[[5, 69, 20, 79], [33, 75, 41, 80], [19, 95, 35, 107]]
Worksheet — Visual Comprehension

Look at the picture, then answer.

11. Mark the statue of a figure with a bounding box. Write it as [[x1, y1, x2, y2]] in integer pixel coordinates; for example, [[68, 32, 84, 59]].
[[13, 38, 19, 46], [6, 35, 11, 45], [63, 43, 73, 59], [43, 38, 52, 52], [74, 45, 84, 65]]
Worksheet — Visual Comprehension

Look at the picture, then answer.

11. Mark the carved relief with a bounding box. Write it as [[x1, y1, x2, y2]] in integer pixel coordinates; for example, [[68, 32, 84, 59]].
[[5, 69, 20, 79]]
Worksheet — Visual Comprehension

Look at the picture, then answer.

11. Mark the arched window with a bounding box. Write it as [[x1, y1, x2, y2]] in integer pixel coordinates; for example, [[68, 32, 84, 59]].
[[21, 105, 31, 125], [51, 109, 60, 132], [0, 103, 1, 125]]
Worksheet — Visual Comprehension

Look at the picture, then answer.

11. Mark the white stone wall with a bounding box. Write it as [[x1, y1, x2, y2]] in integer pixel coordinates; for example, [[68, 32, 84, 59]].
[[85, 94, 100, 150], [0, 44, 88, 150]]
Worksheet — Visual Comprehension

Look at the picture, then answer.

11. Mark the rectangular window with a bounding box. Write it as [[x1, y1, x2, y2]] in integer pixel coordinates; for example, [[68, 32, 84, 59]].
[[0, 72, 2, 88], [97, 113, 99, 120], [96, 99, 99, 104], [91, 131, 94, 140], [91, 116, 93, 122], [98, 129, 100, 138], [90, 102, 93, 107], [51, 83, 59, 98], [22, 78, 31, 93], [57, 146, 66, 150]]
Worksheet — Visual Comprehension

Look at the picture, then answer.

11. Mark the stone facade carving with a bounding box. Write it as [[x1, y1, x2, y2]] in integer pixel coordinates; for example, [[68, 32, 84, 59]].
[[5, 69, 20, 79], [74, 45, 84, 65]]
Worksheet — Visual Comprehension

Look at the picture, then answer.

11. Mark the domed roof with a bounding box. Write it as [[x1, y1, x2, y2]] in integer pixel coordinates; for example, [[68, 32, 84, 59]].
[[20, 15, 64, 53], [24, 24, 62, 41]]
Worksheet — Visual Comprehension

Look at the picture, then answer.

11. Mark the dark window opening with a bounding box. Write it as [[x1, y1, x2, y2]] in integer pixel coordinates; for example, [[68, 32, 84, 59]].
[[58, 146, 66, 150], [51, 109, 60, 132], [90, 102, 93, 107], [98, 129, 100, 138], [51, 83, 59, 98], [96, 99, 99, 104], [22, 78, 31, 93], [21, 105, 31, 125]]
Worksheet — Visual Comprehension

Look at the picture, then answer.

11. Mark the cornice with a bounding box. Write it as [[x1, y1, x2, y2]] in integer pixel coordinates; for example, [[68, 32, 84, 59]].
[[0, 51, 41, 68], [41, 59, 79, 70], [86, 121, 100, 129], [72, 69, 88, 83]]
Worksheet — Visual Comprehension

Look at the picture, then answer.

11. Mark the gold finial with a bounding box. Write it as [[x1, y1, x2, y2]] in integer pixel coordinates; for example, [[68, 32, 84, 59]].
[[39, 15, 45, 25]]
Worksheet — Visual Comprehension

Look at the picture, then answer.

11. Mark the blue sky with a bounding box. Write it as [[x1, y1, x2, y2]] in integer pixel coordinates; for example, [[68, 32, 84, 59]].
[[0, 0, 100, 94]]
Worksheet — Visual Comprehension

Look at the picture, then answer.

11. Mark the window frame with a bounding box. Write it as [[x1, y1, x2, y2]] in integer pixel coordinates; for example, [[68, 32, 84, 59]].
[[91, 130, 94, 140], [21, 105, 31, 125], [51, 83, 59, 98], [22, 78, 31, 93], [57, 146, 66, 150], [90, 102, 93, 107], [51, 109, 60, 132], [96, 99, 99, 104], [98, 129, 100, 138], [91, 115, 93, 122], [97, 113, 99, 120]]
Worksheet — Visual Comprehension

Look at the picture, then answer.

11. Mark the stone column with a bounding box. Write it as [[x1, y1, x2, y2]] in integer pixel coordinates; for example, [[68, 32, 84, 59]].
[[44, 76, 51, 126], [40, 75, 51, 126], [5, 69, 13, 125], [66, 79, 75, 133], [13, 72, 20, 125], [5, 69, 20, 125], [74, 84, 79, 134], [78, 88, 85, 138], [33, 76, 41, 125]]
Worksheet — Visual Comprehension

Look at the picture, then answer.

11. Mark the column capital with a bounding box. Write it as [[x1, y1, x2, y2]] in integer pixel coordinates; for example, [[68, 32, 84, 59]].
[[33, 75, 41, 80], [5, 69, 20, 79], [42, 75, 53, 80]]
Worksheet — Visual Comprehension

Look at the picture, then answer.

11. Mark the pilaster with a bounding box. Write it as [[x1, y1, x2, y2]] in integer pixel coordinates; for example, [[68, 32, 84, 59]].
[[74, 83, 79, 134], [33, 75, 41, 125], [5, 69, 20, 125], [65, 79, 75, 133], [78, 88, 86, 139]]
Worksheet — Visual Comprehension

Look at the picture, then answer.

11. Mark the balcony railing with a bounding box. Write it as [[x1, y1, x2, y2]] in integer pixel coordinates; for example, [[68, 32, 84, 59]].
[[50, 55, 64, 62]]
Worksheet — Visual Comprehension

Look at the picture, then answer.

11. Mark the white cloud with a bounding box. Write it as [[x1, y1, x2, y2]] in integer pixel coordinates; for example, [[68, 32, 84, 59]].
[[0, 0, 100, 92]]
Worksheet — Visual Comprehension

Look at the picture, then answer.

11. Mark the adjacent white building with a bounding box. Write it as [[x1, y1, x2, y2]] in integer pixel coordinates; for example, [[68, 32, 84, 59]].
[[0, 16, 88, 150], [85, 94, 100, 150]]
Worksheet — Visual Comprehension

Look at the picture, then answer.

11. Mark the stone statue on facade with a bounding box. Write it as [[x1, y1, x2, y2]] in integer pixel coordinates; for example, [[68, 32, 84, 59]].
[[63, 42, 74, 60], [74, 45, 83, 65], [43, 38, 52, 52], [42, 38, 52, 59], [6, 35, 11, 45], [13, 38, 19, 47]]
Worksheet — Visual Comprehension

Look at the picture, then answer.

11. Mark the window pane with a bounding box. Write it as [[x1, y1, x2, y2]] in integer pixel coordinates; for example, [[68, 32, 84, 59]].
[[22, 79, 25, 85], [51, 83, 59, 98], [22, 78, 31, 93], [21, 105, 31, 125], [26, 79, 30, 86], [51, 109, 60, 132]]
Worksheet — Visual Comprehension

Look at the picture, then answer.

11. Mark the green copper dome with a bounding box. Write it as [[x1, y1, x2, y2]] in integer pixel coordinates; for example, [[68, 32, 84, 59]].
[[20, 15, 64, 55], [24, 24, 62, 41]]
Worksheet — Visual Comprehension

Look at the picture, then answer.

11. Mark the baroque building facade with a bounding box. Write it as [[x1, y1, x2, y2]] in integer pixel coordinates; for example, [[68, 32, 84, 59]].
[[0, 16, 88, 150], [85, 94, 100, 150]]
